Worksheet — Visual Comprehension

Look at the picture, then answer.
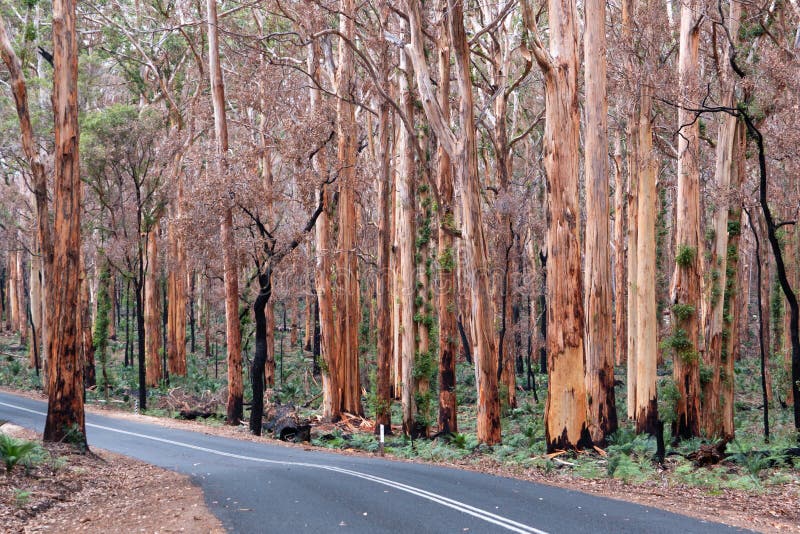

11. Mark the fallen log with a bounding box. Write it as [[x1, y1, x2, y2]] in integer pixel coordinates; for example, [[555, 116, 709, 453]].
[[264, 404, 311, 442]]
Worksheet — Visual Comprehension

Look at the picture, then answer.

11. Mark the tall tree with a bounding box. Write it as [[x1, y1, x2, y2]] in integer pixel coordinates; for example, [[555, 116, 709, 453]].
[[373, 0, 393, 434], [0, 14, 51, 382], [333, 0, 363, 416], [670, 0, 703, 440], [634, 83, 659, 435], [206, 0, 243, 424], [701, 0, 741, 438], [612, 137, 627, 369], [144, 224, 162, 386], [623, 0, 639, 421], [524, 0, 592, 450], [43, 0, 86, 446], [166, 180, 188, 377], [396, 51, 418, 436], [406, 0, 501, 443], [436, 20, 458, 435], [583, 0, 617, 444]]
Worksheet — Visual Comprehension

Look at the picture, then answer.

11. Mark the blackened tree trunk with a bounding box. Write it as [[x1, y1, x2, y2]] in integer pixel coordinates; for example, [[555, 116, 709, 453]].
[[747, 208, 770, 441], [250, 270, 272, 435], [136, 278, 146, 410]]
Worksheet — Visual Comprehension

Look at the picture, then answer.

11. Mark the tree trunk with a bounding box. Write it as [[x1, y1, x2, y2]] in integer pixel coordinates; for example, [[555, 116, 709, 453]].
[[635, 85, 659, 435], [449, 0, 501, 444], [145, 224, 162, 387], [303, 291, 312, 352], [16, 249, 27, 346], [29, 245, 43, 369], [701, 0, 740, 437], [785, 220, 798, 407], [374, 3, 393, 433], [748, 208, 771, 440], [721, 123, 745, 439], [136, 277, 147, 409], [740, 109, 800, 433], [308, 40, 339, 421], [397, 51, 418, 437], [405, 0, 499, 442], [334, 0, 362, 416], [206, 0, 242, 425], [623, 0, 639, 421], [42, 0, 85, 445], [583, 0, 617, 444], [671, 0, 703, 440], [290, 298, 299, 347], [612, 138, 627, 368], [250, 270, 271, 435], [525, 0, 591, 450], [259, 134, 276, 392], [79, 256, 96, 388], [166, 177, 187, 376], [108, 272, 116, 340], [436, 34, 457, 435]]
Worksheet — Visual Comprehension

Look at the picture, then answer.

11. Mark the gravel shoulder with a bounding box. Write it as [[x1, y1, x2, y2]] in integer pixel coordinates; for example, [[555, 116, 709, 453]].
[[0, 421, 223, 534]]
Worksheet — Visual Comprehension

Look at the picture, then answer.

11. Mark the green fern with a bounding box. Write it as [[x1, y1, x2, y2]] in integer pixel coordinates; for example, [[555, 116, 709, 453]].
[[0, 434, 40, 474]]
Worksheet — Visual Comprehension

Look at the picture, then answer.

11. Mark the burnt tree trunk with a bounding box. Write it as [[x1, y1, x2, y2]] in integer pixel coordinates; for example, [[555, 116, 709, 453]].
[[250, 270, 272, 435]]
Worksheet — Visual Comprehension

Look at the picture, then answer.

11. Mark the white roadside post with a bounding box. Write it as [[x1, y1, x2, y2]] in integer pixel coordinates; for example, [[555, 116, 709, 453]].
[[379, 424, 385, 456]]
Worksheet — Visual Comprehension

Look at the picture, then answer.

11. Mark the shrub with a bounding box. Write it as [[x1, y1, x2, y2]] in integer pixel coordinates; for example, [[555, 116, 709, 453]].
[[675, 244, 697, 267]]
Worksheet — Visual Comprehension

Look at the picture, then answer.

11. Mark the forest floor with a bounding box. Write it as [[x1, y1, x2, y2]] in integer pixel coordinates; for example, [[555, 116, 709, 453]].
[[0, 420, 224, 533]]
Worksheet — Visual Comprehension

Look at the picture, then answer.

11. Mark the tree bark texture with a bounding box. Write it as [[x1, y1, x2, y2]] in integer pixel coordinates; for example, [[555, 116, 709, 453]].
[[721, 123, 745, 438], [308, 40, 339, 421], [701, 0, 740, 436], [43, 0, 86, 445], [622, 0, 639, 421], [374, 4, 393, 432], [612, 137, 627, 368], [448, 0, 501, 444], [0, 16, 51, 368], [635, 85, 659, 435], [80, 258, 96, 388], [206, 0, 243, 424], [671, 0, 703, 439], [436, 35, 458, 435], [166, 178, 188, 376], [397, 52, 418, 436], [334, 0, 363, 416], [145, 224, 162, 387], [526, 0, 591, 450], [583, 0, 617, 444]]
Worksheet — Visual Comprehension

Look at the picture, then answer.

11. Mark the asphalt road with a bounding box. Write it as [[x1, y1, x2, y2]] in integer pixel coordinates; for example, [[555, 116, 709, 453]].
[[0, 391, 748, 533]]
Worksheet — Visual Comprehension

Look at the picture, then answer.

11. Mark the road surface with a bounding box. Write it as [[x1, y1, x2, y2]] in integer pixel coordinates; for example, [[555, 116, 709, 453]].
[[0, 391, 747, 533]]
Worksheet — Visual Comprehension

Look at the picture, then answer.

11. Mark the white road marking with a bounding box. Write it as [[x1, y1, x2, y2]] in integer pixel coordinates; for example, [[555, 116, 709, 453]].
[[0, 400, 547, 534]]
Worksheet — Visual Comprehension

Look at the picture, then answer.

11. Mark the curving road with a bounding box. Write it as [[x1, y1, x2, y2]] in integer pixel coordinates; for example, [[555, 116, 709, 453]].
[[0, 391, 747, 533]]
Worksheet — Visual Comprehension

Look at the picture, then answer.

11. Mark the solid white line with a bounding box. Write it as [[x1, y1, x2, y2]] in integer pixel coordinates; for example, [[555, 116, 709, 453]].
[[0, 399, 547, 534]]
